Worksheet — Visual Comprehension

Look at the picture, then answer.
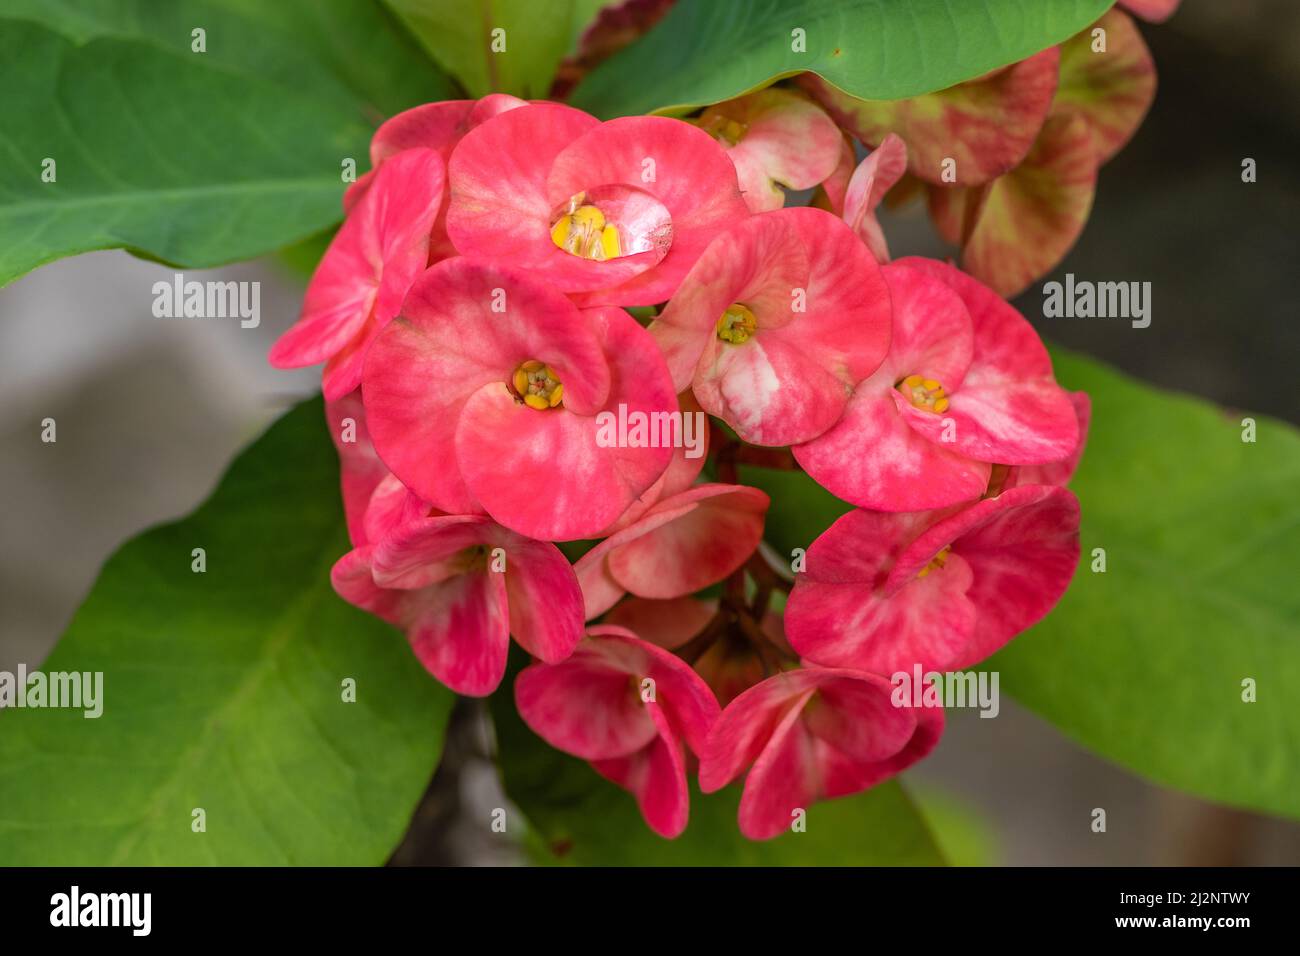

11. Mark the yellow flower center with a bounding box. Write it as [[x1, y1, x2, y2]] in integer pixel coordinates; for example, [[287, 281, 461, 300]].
[[698, 111, 749, 147], [550, 193, 622, 261], [512, 360, 564, 410], [897, 374, 950, 414], [716, 303, 758, 344], [917, 546, 952, 578]]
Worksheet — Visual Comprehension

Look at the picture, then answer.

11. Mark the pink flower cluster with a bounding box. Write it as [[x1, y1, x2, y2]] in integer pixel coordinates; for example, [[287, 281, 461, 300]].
[[272, 82, 1087, 840]]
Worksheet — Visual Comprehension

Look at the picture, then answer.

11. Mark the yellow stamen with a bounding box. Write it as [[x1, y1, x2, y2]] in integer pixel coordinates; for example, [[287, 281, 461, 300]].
[[897, 373, 950, 414], [917, 545, 952, 578], [697, 110, 750, 147], [512, 359, 564, 410], [716, 303, 758, 344], [551, 193, 622, 261]]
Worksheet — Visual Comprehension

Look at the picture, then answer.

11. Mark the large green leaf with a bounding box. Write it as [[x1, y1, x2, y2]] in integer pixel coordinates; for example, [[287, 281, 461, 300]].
[[490, 681, 945, 865], [384, 0, 603, 98], [743, 349, 1300, 821], [0, 2, 452, 286], [988, 349, 1300, 820], [0, 399, 452, 865], [569, 0, 1111, 118]]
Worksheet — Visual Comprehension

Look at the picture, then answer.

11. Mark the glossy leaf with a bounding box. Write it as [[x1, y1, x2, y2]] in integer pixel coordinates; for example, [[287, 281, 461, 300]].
[[384, 0, 604, 98], [988, 349, 1300, 821], [0, 3, 451, 286], [569, 0, 1111, 118], [0, 399, 453, 864]]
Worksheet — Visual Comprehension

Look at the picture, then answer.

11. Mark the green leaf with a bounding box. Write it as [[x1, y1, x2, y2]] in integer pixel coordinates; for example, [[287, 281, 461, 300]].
[[987, 349, 1300, 820], [383, 0, 603, 98], [739, 461, 851, 557], [911, 786, 1000, 866], [0, 398, 452, 865], [569, 0, 1111, 118], [0, 2, 452, 286], [490, 682, 945, 865]]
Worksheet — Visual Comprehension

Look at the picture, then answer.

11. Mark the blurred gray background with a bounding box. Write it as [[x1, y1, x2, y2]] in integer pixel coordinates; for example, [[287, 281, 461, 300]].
[[2, 1, 1297, 865]]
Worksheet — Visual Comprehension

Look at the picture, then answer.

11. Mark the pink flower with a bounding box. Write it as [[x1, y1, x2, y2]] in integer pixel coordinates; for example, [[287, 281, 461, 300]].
[[651, 206, 891, 445], [269, 148, 445, 400], [841, 133, 908, 262], [602, 596, 718, 652], [694, 88, 844, 213], [996, 391, 1091, 492], [515, 625, 720, 837], [445, 104, 749, 306], [343, 94, 526, 260], [361, 257, 676, 540], [784, 484, 1081, 675], [812, 131, 857, 215], [927, 10, 1155, 296], [1118, 0, 1180, 23], [575, 482, 770, 618], [325, 391, 390, 547], [333, 513, 584, 696], [603, 597, 798, 709], [699, 666, 943, 840], [794, 257, 1078, 511], [801, 49, 1060, 188]]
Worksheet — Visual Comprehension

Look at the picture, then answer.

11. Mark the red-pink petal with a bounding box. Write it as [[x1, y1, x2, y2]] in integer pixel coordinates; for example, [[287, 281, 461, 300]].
[[785, 508, 978, 671], [706, 667, 943, 839], [502, 534, 585, 664], [405, 570, 511, 696], [1005, 391, 1092, 488], [895, 257, 1079, 464], [446, 104, 620, 287], [591, 704, 691, 838], [602, 596, 717, 651], [934, 112, 1099, 298], [1118, 0, 1181, 24], [652, 208, 809, 392], [1056, 8, 1157, 165], [605, 484, 769, 599], [801, 49, 1059, 186], [554, 116, 750, 306], [362, 258, 611, 515], [361, 473, 429, 546], [657, 206, 891, 445], [928, 484, 1081, 667], [515, 643, 659, 760], [814, 133, 856, 215], [699, 669, 820, 792], [453, 307, 674, 540], [697, 88, 844, 213], [271, 149, 445, 400], [326, 391, 389, 547], [735, 688, 820, 839], [586, 625, 721, 755], [842, 133, 908, 261], [794, 377, 990, 512]]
